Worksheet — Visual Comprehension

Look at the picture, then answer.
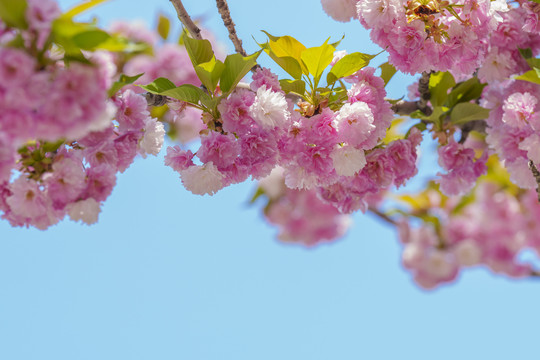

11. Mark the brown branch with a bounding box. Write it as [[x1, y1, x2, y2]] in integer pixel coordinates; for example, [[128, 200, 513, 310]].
[[528, 160, 540, 203], [215, 0, 247, 57], [417, 71, 432, 116], [391, 100, 421, 115], [169, 0, 202, 40], [368, 207, 398, 226]]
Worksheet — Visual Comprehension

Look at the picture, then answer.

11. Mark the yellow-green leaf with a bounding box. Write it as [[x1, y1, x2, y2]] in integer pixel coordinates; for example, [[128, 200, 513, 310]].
[[0, 0, 27, 29], [182, 33, 214, 66], [262, 31, 307, 74], [194, 57, 225, 93], [429, 71, 456, 107], [157, 14, 170, 40], [379, 62, 397, 87], [327, 52, 375, 84], [279, 79, 306, 95], [72, 29, 111, 50], [516, 69, 540, 85], [62, 0, 109, 19], [301, 43, 335, 86], [450, 102, 490, 125], [220, 51, 261, 94]]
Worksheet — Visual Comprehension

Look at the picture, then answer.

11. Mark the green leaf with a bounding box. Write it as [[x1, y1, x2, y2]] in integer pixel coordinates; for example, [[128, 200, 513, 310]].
[[157, 14, 170, 40], [108, 73, 144, 97], [526, 58, 540, 70], [519, 48, 533, 59], [446, 77, 486, 108], [92, 36, 149, 52], [160, 84, 207, 104], [139, 77, 177, 94], [530, 0, 540, 4], [450, 103, 490, 125], [301, 43, 335, 86], [429, 71, 456, 107], [220, 51, 261, 94], [261, 31, 307, 75], [72, 29, 111, 50], [279, 79, 306, 95], [516, 69, 540, 85], [61, 0, 108, 19], [183, 33, 214, 66], [379, 62, 397, 87], [327, 52, 375, 84], [140, 79, 211, 106], [0, 0, 27, 29], [265, 52, 303, 80], [194, 56, 225, 93], [329, 34, 345, 49]]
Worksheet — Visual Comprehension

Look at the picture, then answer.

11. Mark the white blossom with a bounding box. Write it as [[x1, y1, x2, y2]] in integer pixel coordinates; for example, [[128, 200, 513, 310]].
[[140, 117, 165, 156], [249, 85, 289, 129], [331, 145, 366, 176], [67, 198, 101, 225], [180, 162, 225, 196]]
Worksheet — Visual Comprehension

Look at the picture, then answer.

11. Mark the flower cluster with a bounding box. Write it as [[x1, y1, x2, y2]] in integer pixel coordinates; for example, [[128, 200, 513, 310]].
[[399, 181, 540, 289], [321, 0, 540, 78], [0, 3, 165, 229], [481, 80, 540, 188]]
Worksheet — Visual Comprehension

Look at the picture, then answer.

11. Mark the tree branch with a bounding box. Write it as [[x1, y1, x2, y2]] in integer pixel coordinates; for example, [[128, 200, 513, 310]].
[[417, 71, 432, 116], [169, 0, 202, 40], [368, 207, 398, 226], [215, 0, 247, 56], [528, 160, 540, 203]]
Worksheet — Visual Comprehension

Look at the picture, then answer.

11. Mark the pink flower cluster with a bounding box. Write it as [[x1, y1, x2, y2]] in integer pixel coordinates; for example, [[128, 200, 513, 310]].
[[0, 88, 165, 229], [165, 66, 421, 217], [0, 11, 165, 229], [399, 182, 540, 289], [342, 0, 540, 77], [481, 80, 540, 188], [477, 5, 540, 82], [436, 138, 487, 196], [259, 168, 352, 246]]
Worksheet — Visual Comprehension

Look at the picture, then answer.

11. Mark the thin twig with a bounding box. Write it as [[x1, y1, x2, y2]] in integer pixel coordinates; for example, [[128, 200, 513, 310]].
[[215, 0, 247, 56], [528, 160, 540, 203], [368, 207, 398, 226], [169, 0, 202, 40]]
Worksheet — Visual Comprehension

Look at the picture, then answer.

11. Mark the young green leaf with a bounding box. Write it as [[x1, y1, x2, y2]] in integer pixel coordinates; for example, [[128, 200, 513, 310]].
[[429, 71, 456, 107], [279, 79, 306, 95], [327, 52, 375, 84], [157, 14, 170, 40], [72, 29, 111, 50], [0, 0, 27, 29], [301, 43, 335, 86], [261, 31, 307, 74], [220, 51, 261, 94], [194, 56, 225, 93], [61, 0, 109, 19], [446, 77, 486, 108], [379, 62, 397, 87], [139, 77, 177, 94], [182, 33, 214, 66], [515, 69, 540, 85], [108, 73, 144, 97], [161, 84, 208, 104], [450, 102, 490, 125]]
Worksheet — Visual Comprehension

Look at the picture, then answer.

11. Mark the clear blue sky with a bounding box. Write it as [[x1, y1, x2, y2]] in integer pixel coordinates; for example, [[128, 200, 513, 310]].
[[1, 1, 539, 359]]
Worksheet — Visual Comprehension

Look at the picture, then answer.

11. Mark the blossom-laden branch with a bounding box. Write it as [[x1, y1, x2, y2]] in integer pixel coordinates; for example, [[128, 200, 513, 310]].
[[169, 0, 202, 40], [215, 0, 247, 57]]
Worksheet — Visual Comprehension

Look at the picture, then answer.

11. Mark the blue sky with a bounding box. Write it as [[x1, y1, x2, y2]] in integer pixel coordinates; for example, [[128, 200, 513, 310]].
[[1, 1, 539, 359]]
